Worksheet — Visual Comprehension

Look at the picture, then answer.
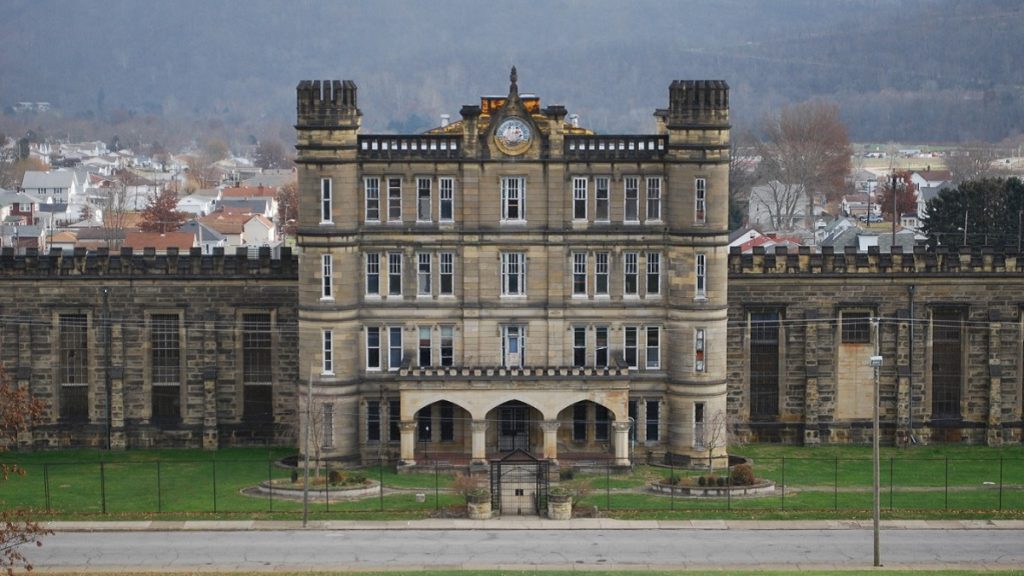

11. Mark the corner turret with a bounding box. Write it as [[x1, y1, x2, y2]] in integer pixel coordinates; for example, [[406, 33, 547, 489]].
[[657, 80, 730, 128], [296, 80, 361, 128]]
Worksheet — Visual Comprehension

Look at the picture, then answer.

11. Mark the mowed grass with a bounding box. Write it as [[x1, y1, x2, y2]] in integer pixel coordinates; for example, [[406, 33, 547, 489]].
[[2, 443, 1023, 519], [25, 571, 1024, 576]]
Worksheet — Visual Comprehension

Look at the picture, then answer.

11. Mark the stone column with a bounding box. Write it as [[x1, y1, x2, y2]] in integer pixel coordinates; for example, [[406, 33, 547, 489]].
[[470, 419, 488, 465], [15, 367, 33, 448], [803, 311, 820, 445], [399, 421, 417, 465], [987, 317, 1003, 447], [895, 314, 911, 447], [108, 323, 126, 450], [202, 367, 219, 450], [540, 420, 560, 462], [612, 421, 631, 466]]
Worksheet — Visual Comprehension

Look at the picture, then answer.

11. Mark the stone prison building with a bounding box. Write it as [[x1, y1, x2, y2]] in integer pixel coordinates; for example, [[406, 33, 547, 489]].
[[2, 72, 1021, 465]]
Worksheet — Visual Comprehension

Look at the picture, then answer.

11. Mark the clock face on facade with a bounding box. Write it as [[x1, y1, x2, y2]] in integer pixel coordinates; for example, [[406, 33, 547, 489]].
[[494, 117, 533, 155]]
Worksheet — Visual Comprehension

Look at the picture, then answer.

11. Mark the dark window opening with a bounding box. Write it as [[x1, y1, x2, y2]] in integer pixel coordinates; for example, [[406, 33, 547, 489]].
[[59, 314, 89, 422], [367, 400, 381, 442], [842, 311, 871, 343], [932, 310, 962, 419], [572, 403, 587, 442], [749, 312, 780, 420]]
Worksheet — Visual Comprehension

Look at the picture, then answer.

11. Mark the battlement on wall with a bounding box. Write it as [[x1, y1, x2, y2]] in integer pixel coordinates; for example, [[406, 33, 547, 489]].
[[729, 245, 1024, 275], [0, 246, 297, 278], [659, 80, 730, 127], [296, 80, 360, 128]]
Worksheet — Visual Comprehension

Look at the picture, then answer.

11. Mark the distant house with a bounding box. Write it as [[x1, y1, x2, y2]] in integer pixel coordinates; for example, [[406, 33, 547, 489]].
[[177, 193, 217, 216], [220, 197, 274, 218], [0, 224, 45, 253], [122, 231, 196, 253], [0, 189, 41, 225], [179, 220, 226, 254], [911, 169, 953, 222], [21, 170, 84, 204], [241, 168, 296, 189], [220, 185, 278, 217], [242, 214, 276, 246]]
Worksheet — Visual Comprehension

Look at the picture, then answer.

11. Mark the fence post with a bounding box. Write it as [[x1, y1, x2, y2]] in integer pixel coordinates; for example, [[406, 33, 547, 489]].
[[606, 460, 611, 511], [267, 458, 272, 513], [834, 456, 838, 511], [43, 463, 51, 512], [157, 461, 162, 514], [781, 457, 786, 511], [325, 463, 331, 514], [944, 456, 949, 511], [378, 461, 384, 512], [889, 456, 894, 511], [670, 462, 675, 511], [212, 460, 218, 514], [100, 461, 107, 514], [999, 457, 1004, 511]]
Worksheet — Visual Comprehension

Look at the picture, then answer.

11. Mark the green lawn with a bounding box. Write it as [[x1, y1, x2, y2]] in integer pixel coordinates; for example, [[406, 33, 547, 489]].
[[2, 444, 1023, 520], [26, 571, 1024, 576]]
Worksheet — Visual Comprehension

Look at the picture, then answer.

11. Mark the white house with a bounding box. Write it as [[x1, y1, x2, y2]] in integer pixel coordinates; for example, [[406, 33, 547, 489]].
[[21, 170, 82, 204]]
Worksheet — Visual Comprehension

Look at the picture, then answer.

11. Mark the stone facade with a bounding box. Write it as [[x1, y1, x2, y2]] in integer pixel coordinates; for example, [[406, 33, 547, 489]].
[[728, 245, 1024, 446], [1, 246, 299, 449], [295, 71, 732, 467]]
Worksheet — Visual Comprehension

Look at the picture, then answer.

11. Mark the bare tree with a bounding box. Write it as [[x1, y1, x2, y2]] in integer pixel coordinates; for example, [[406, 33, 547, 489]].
[[946, 143, 1001, 185], [276, 182, 298, 239], [695, 409, 729, 474], [305, 401, 327, 479], [254, 139, 289, 170], [750, 180, 806, 231], [101, 180, 131, 250], [1, 368, 51, 575]]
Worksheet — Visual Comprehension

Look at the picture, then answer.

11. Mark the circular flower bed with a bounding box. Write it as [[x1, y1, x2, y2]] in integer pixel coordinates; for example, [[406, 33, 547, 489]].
[[255, 471, 380, 500]]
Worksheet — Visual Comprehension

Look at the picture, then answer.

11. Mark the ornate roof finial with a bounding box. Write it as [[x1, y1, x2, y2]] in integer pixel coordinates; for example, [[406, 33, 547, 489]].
[[509, 66, 519, 100]]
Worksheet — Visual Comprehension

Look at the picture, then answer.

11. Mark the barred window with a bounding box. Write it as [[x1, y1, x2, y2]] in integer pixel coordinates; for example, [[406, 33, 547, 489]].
[[750, 311, 781, 419], [242, 313, 273, 422], [841, 311, 871, 343], [59, 314, 89, 422], [322, 403, 334, 449], [151, 314, 180, 424]]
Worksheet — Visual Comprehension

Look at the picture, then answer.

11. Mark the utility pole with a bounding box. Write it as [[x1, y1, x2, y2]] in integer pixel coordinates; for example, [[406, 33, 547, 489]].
[[891, 171, 897, 242], [302, 365, 312, 527], [103, 287, 112, 450], [870, 319, 883, 568]]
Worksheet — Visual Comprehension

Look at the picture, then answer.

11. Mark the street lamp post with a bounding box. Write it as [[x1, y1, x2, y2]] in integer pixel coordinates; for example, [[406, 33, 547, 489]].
[[869, 353, 883, 567]]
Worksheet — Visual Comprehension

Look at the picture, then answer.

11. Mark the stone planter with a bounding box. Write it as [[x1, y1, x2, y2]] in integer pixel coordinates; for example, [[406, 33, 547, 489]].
[[466, 493, 492, 520], [547, 494, 572, 520], [649, 479, 776, 497], [256, 479, 381, 501]]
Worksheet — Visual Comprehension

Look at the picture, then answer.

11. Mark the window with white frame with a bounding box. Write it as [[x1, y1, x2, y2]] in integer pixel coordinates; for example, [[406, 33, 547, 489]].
[[695, 327, 706, 373], [501, 176, 525, 221], [646, 326, 661, 369], [695, 253, 707, 299], [366, 253, 380, 296], [322, 329, 333, 374], [366, 326, 381, 370], [501, 252, 526, 296], [320, 178, 332, 223], [321, 254, 333, 299], [595, 252, 609, 296], [388, 252, 402, 296], [572, 326, 586, 367], [624, 176, 639, 222], [695, 177, 707, 223], [694, 402, 705, 449], [572, 177, 587, 221], [439, 177, 454, 222], [364, 177, 380, 222], [416, 177, 431, 222], [624, 252, 638, 295], [646, 252, 660, 296], [646, 177, 661, 222], [595, 326, 609, 368], [418, 326, 432, 366], [388, 326, 403, 371], [595, 177, 610, 222], [387, 177, 402, 221], [502, 325, 525, 368], [417, 252, 431, 296], [572, 252, 587, 296], [624, 326, 638, 369], [440, 326, 454, 367], [439, 252, 454, 295]]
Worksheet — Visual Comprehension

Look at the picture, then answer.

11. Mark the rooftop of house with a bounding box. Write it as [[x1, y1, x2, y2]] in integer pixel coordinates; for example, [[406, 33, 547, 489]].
[[123, 231, 196, 251], [21, 170, 77, 190], [221, 185, 277, 198]]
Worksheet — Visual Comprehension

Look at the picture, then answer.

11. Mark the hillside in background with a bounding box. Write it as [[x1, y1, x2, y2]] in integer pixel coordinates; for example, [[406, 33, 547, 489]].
[[1, 0, 1021, 145]]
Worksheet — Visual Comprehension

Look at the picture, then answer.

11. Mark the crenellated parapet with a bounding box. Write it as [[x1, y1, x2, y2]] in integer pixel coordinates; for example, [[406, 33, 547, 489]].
[[0, 246, 297, 278], [296, 80, 360, 129], [658, 80, 730, 128], [729, 245, 1024, 275]]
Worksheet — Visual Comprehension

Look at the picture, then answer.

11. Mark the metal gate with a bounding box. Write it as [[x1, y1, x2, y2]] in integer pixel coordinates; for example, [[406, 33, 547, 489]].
[[490, 449, 549, 516], [498, 403, 530, 451]]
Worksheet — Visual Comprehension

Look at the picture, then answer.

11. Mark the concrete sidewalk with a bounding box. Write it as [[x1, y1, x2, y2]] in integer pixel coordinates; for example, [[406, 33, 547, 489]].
[[44, 518, 1024, 531]]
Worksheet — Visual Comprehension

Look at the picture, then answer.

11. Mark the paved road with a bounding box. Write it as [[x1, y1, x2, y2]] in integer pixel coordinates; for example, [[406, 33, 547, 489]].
[[26, 524, 1024, 571]]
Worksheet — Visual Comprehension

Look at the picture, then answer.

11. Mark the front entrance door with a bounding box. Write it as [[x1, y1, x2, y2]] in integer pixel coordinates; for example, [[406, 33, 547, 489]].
[[499, 403, 529, 452]]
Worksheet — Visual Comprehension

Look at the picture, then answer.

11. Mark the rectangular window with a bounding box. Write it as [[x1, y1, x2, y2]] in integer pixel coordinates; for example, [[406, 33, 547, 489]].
[[695, 177, 707, 223], [573, 403, 587, 442], [364, 177, 380, 222], [440, 402, 454, 441], [439, 252, 454, 295], [646, 177, 661, 221], [416, 177, 431, 222], [322, 403, 334, 449], [321, 253, 333, 299], [439, 177, 454, 222], [418, 326, 432, 367], [624, 252, 638, 295], [387, 177, 402, 221], [694, 402, 705, 449], [573, 326, 586, 367], [417, 252, 431, 296], [646, 400, 660, 442], [624, 326, 638, 369], [572, 252, 587, 296], [624, 176, 639, 222], [572, 177, 587, 220], [322, 329, 333, 374], [151, 314, 180, 424], [501, 252, 525, 296], [595, 406, 610, 441], [389, 400, 401, 442], [595, 176, 610, 222], [366, 326, 381, 370], [842, 311, 871, 343], [320, 178, 332, 223], [595, 326, 608, 368], [388, 326, 403, 371], [367, 400, 381, 442], [58, 311, 88, 420], [750, 312, 781, 419], [695, 253, 707, 298], [646, 326, 660, 369], [388, 252, 402, 296], [595, 252, 609, 296], [440, 326, 454, 367], [932, 310, 962, 419], [366, 253, 380, 296], [501, 176, 525, 221], [646, 252, 660, 296], [695, 328, 706, 373], [242, 313, 272, 422], [502, 325, 525, 368]]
